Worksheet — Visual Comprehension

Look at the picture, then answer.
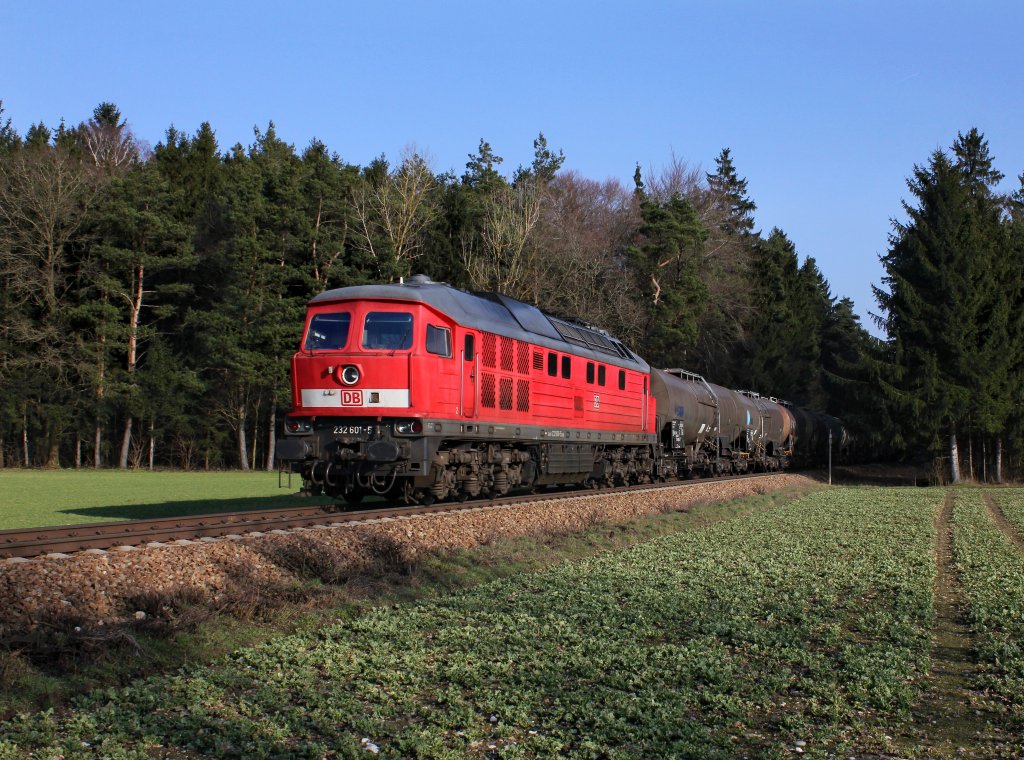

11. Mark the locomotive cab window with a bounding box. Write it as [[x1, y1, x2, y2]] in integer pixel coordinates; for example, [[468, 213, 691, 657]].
[[547, 352, 557, 377], [304, 312, 351, 351], [586, 362, 595, 384], [598, 365, 606, 386], [363, 312, 413, 350], [426, 325, 452, 357], [561, 355, 571, 379], [618, 369, 626, 390]]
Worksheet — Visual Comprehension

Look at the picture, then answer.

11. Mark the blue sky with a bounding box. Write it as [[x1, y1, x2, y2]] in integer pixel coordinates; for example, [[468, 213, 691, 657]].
[[3, 0, 1022, 336]]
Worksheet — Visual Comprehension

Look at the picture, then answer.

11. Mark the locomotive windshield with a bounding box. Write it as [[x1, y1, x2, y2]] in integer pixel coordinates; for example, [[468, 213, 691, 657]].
[[363, 312, 413, 350], [304, 312, 351, 350]]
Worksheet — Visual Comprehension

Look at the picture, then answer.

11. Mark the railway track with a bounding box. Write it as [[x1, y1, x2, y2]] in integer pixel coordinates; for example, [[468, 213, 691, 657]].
[[0, 473, 774, 560]]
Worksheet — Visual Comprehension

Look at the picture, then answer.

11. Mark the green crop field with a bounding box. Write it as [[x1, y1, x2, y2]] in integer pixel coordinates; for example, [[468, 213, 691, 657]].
[[0, 487, 937, 757], [4, 485, 1024, 758], [955, 489, 1024, 730], [0, 470, 331, 530]]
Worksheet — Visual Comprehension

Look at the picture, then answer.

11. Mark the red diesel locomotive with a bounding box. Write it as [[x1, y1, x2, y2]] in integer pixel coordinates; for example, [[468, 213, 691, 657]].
[[276, 275, 845, 504]]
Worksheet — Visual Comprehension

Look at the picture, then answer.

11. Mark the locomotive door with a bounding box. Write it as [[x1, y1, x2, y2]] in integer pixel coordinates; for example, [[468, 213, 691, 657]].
[[460, 331, 478, 418]]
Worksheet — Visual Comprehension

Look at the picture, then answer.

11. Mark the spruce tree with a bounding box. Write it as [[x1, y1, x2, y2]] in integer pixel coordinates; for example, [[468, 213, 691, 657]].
[[706, 148, 756, 236], [875, 135, 1007, 482]]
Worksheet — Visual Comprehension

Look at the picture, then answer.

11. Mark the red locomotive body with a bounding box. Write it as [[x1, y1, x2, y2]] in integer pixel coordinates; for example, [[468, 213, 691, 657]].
[[277, 275, 658, 504]]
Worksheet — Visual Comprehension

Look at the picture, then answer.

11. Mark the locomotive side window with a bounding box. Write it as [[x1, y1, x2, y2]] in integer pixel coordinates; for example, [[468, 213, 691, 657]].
[[598, 365, 606, 386], [547, 352, 557, 377], [304, 312, 351, 350], [586, 362, 595, 383], [464, 334, 475, 361], [426, 325, 452, 357], [561, 355, 571, 379], [363, 312, 413, 350], [618, 369, 626, 390]]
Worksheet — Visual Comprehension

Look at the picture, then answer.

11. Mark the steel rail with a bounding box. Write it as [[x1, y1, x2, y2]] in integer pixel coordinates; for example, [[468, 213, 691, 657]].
[[1, 472, 776, 560]]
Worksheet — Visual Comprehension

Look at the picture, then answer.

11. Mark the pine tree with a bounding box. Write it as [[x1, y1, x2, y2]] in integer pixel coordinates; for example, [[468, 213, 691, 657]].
[[513, 132, 565, 186], [462, 139, 505, 191], [626, 179, 709, 367], [84, 161, 194, 468]]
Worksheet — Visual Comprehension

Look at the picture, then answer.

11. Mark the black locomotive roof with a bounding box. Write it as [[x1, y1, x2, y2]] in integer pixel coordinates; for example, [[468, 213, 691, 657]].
[[310, 276, 647, 370]]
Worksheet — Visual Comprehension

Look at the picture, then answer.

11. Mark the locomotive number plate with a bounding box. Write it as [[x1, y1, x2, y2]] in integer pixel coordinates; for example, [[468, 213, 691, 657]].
[[332, 425, 374, 437]]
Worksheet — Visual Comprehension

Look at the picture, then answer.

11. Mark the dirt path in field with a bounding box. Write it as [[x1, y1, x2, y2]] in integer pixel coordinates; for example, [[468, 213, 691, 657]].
[[898, 492, 1002, 758], [982, 493, 1024, 551]]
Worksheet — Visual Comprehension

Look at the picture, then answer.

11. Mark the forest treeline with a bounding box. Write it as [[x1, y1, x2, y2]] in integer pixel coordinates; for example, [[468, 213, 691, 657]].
[[0, 102, 1020, 480]]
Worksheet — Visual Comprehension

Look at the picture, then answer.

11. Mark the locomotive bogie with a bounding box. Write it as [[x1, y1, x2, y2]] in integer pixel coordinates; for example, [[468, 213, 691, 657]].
[[282, 411, 662, 503]]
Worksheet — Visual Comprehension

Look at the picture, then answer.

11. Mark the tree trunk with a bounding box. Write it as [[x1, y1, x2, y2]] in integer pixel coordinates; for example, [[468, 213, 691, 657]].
[[22, 408, 29, 467], [949, 429, 961, 484], [95, 332, 105, 469], [996, 437, 1003, 484], [119, 416, 133, 469], [238, 405, 250, 471], [75, 436, 82, 468], [119, 263, 144, 470], [251, 416, 258, 471], [967, 434, 974, 481], [148, 420, 155, 471], [46, 425, 60, 469], [982, 437, 987, 483], [265, 408, 276, 472]]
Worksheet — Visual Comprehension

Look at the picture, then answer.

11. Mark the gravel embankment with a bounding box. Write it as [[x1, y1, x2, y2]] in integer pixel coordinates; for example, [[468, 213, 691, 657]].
[[0, 474, 816, 635]]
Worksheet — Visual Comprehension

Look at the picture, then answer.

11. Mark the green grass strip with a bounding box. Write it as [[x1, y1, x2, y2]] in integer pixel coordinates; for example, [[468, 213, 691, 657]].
[[951, 489, 1024, 730], [0, 487, 938, 759], [0, 470, 330, 529]]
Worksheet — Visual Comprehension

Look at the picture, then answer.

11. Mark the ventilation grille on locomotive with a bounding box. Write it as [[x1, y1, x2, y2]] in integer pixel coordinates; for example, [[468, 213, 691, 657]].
[[483, 333, 497, 368], [499, 378, 513, 410]]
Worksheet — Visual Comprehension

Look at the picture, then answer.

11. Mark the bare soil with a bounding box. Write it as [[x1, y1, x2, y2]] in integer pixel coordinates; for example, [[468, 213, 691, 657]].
[[982, 493, 1024, 551], [898, 492, 1008, 758]]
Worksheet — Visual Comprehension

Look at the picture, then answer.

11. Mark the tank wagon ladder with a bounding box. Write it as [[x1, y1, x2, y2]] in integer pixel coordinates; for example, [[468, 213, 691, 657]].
[[664, 368, 722, 468]]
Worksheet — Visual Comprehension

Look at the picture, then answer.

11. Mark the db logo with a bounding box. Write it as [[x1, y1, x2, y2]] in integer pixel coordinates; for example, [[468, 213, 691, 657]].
[[341, 390, 363, 406]]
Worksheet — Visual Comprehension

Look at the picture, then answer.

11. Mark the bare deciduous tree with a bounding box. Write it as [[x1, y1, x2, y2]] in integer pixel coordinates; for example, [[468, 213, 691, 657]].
[[309, 194, 351, 291], [642, 150, 703, 204], [531, 171, 645, 344], [353, 147, 436, 280], [462, 179, 543, 299], [0, 146, 99, 466], [80, 102, 141, 172], [0, 148, 96, 321]]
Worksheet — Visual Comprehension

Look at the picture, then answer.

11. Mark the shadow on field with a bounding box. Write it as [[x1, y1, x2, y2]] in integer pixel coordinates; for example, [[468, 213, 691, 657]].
[[61, 494, 337, 522], [828, 463, 932, 487]]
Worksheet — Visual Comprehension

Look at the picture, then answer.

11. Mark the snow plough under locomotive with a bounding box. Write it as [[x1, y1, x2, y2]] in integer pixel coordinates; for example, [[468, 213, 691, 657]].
[[275, 275, 847, 504]]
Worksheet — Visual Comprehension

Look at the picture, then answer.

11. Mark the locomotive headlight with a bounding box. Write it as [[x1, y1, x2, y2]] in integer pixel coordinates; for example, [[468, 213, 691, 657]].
[[284, 418, 312, 435], [338, 365, 360, 385], [395, 420, 424, 435]]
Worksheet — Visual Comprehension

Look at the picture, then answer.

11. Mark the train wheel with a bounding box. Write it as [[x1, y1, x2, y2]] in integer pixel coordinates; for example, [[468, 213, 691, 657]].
[[342, 489, 365, 507]]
